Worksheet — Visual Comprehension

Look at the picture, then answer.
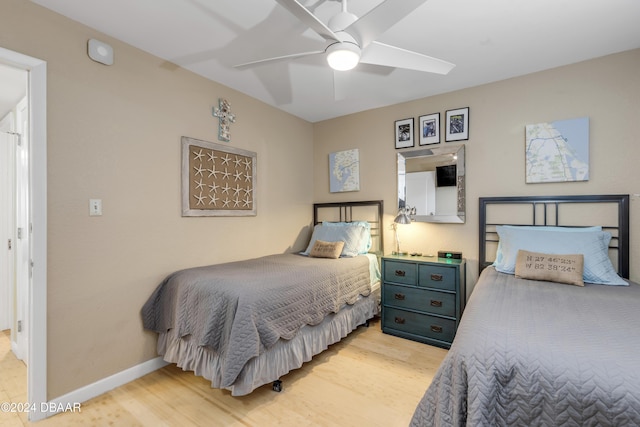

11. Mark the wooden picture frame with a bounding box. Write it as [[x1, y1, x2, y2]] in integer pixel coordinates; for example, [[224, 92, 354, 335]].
[[419, 113, 440, 145], [395, 118, 414, 149], [445, 107, 469, 142], [181, 136, 257, 217]]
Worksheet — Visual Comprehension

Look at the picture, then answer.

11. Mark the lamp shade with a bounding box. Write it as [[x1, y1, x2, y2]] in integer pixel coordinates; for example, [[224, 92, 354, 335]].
[[394, 212, 412, 224]]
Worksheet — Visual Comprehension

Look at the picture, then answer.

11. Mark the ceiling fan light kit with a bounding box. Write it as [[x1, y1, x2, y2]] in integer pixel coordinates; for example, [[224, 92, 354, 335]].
[[326, 42, 361, 71]]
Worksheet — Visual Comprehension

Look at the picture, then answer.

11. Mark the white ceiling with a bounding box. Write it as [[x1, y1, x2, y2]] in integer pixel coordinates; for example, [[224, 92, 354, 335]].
[[28, 0, 640, 122]]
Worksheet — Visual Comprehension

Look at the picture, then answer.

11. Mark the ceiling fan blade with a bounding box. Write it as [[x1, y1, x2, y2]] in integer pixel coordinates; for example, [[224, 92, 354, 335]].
[[275, 0, 340, 42], [346, 0, 427, 48], [360, 41, 455, 74], [234, 50, 325, 69]]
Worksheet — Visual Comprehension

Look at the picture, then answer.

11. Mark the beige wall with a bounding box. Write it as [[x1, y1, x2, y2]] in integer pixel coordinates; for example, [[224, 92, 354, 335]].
[[2, 0, 639, 403], [1, 1, 314, 399], [314, 48, 640, 294]]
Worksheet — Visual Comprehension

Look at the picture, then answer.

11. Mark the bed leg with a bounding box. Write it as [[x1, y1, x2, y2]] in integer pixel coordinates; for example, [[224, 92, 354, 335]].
[[272, 380, 283, 392]]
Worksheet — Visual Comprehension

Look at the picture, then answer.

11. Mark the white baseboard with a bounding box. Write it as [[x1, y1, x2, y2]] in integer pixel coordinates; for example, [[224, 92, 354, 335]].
[[43, 357, 169, 418]]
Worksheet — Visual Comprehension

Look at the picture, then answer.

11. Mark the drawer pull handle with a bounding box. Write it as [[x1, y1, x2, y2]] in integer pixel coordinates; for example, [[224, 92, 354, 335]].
[[430, 299, 443, 307], [394, 270, 406, 277], [430, 273, 443, 281], [394, 317, 406, 325], [430, 325, 443, 333], [394, 293, 406, 301]]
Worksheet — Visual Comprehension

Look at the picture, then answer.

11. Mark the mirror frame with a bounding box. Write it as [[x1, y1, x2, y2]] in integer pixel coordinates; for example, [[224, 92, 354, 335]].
[[397, 144, 465, 223]]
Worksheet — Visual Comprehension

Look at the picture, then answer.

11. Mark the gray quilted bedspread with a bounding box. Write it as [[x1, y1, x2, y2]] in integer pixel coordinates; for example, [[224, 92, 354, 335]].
[[410, 267, 640, 427], [141, 253, 371, 387]]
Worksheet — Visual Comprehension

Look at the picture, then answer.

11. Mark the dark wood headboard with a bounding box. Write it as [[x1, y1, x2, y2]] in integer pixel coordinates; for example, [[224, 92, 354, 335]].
[[313, 200, 384, 255], [479, 195, 630, 278]]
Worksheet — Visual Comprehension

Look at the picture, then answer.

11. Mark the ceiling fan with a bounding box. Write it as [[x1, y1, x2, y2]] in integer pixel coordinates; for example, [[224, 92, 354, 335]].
[[234, 0, 455, 75]]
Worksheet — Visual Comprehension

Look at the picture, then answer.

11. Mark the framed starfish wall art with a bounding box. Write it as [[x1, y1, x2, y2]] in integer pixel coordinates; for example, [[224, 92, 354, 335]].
[[181, 136, 257, 217]]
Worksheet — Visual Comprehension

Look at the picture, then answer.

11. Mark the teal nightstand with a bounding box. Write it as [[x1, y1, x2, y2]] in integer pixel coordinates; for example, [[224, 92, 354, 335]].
[[381, 255, 466, 349]]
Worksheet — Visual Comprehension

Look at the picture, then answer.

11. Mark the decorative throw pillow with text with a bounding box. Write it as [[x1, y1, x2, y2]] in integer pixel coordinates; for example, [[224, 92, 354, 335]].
[[515, 250, 585, 286], [309, 240, 345, 259]]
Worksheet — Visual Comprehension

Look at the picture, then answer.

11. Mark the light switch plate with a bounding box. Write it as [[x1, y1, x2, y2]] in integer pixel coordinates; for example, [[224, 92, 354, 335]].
[[89, 199, 102, 216]]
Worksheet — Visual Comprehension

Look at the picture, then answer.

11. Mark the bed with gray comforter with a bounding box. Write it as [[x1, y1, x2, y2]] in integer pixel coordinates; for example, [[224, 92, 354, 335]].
[[410, 267, 640, 426], [142, 253, 378, 395]]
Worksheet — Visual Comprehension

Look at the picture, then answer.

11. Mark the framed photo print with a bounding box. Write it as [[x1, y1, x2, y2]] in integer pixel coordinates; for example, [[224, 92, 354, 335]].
[[419, 113, 440, 145], [445, 107, 469, 142], [394, 118, 414, 149]]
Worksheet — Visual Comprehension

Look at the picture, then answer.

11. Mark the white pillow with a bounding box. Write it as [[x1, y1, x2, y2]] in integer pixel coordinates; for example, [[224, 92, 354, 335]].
[[493, 225, 601, 269], [494, 226, 627, 286], [302, 224, 369, 257], [322, 221, 372, 254]]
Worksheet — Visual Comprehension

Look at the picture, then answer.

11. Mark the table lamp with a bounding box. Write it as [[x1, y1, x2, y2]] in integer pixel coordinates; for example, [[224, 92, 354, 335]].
[[392, 208, 412, 255]]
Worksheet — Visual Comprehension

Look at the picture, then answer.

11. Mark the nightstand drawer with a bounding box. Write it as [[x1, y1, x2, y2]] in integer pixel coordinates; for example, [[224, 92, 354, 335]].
[[418, 264, 456, 291], [383, 284, 455, 317], [383, 261, 417, 285], [383, 307, 456, 343]]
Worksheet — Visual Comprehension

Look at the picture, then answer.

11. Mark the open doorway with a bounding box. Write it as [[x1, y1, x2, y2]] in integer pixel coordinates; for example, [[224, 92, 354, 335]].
[[0, 47, 47, 422], [0, 62, 29, 389]]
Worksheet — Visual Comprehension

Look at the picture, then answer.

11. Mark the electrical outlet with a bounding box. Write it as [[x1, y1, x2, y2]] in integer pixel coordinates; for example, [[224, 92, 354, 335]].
[[89, 199, 102, 216]]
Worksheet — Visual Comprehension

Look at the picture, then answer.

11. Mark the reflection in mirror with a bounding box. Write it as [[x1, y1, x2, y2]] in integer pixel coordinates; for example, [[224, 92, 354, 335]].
[[397, 145, 465, 223]]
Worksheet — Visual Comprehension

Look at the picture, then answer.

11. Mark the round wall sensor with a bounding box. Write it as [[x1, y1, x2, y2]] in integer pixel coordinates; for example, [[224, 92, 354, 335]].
[[87, 39, 114, 66]]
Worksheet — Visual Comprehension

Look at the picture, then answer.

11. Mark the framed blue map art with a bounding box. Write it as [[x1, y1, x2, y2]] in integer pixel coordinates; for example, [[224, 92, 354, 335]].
[[525, 117, 589, 183], [329, 149, 360, 193]]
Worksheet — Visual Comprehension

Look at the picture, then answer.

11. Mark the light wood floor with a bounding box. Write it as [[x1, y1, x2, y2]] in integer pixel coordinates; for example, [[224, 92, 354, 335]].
[[1, 319, 447, 426], [1, 330, 27, 427]]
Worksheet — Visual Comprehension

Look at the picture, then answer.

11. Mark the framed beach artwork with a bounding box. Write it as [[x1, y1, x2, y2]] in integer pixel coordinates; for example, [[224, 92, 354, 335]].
[[182, 136, 257, 216]]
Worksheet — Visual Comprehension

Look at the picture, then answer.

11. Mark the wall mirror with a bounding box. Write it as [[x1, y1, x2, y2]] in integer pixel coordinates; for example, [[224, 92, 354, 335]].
[[397, 144, 465, 223]]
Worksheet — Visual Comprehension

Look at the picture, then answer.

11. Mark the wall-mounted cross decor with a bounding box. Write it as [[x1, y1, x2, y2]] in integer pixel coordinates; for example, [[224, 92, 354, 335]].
[[212, 98, 236, 142]]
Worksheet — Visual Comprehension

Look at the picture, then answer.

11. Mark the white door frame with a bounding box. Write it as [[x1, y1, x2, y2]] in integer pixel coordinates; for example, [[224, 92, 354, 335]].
[[0, 47, 47, 422]]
